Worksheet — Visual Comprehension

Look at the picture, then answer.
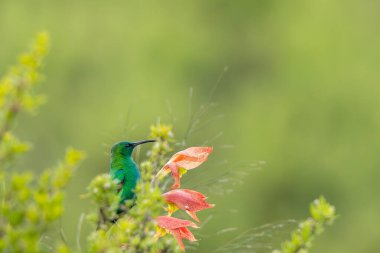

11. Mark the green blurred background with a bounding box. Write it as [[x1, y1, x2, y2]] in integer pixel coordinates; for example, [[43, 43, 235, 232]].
[[1, 0, 379, 252]]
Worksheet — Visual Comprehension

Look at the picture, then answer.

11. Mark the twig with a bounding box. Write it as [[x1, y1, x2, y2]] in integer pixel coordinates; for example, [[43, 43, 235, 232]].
[[77, 213, 85, 253]]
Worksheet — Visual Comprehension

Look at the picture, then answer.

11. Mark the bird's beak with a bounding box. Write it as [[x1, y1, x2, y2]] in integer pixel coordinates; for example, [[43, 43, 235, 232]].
[[132, 139, 156, 146]]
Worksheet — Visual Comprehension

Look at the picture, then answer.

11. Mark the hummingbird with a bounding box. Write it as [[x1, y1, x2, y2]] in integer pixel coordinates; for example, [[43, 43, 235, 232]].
[[110, 139, 156, 214]]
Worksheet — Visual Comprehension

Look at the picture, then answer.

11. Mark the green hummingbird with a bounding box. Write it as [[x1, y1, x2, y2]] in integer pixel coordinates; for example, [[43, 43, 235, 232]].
[[110, 139, 156, 213]]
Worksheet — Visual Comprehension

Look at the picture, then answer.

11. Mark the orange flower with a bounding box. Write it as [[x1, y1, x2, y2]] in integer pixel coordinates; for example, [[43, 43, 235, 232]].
[[157, 147, 213, 189], [156, 216, 198, 251], [163, 189, 215, 222]]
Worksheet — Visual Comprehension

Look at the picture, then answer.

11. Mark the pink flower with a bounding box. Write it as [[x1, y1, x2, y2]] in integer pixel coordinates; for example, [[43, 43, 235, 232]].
[[157, 147, 213, 189], [163, 189, 215, 222], [156, 216, 198, 251]]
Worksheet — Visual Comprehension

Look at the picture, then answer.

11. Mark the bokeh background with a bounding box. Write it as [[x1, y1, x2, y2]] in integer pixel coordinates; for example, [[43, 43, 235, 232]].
[[1, 0, 379, 252]]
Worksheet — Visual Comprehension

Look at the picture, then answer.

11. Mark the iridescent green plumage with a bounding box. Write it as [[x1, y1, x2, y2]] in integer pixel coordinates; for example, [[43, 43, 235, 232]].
[[110, 140, 155, 213]]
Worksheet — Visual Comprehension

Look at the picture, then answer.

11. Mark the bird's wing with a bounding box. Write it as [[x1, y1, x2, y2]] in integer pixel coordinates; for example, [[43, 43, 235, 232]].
[[113, 169, 125, 193]]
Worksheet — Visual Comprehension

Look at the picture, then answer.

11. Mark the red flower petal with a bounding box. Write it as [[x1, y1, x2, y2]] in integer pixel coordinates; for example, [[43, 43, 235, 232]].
[[163, 189, 215, 222], [156, 216, 198, 230], [169, 227, 197, 251], [168, 163, 181, 190], [185, 210, 200, 222], [157, 147, 213, 189], [169, 147, 213, 170], [179, 227, 196, 242], [156, 216, 198, 251], [171, 229, 186, 251]]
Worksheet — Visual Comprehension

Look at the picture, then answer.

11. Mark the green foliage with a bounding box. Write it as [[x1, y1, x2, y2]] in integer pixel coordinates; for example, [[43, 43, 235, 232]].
[[0, 132, 30, 161], [273, 196, 336, 253], [147, 123, 175, 173], [0, 148, 85, 253], [0, 32, 48, 164], [0, 34, 85, 253], [86, 174, 119, 230]]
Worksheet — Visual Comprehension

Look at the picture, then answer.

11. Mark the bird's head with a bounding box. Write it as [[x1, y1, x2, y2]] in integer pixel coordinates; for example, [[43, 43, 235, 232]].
[[111, 139, 156, 157]]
